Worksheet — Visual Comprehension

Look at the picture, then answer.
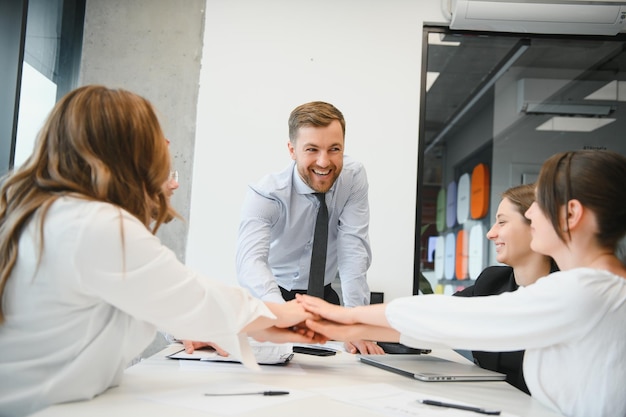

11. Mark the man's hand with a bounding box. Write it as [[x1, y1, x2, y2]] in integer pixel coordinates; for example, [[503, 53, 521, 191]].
[[248, 325, 328, 344], [344, 340, 385, 354], [264, 299, 316, 328], [304, 318, 401, 345], [295, 293, 356, 324]]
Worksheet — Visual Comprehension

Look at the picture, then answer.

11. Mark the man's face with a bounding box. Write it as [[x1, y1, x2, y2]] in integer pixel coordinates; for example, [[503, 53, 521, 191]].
[[288, 119, 344, 193]]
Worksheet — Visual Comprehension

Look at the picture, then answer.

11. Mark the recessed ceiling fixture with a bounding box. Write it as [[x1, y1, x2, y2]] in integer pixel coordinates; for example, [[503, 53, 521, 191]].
[[536, 117, 615, 132], [523, 102, 614, 116], [427, 33, 460, 47], [585, 80, 626, 102], [425, 40, 530, 154], [426, 72, 440, 92]]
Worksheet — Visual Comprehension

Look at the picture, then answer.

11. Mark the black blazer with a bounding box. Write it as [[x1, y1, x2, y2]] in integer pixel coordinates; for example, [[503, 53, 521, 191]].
[[454, 266, 527, 393], [453, 262, 559, 394]]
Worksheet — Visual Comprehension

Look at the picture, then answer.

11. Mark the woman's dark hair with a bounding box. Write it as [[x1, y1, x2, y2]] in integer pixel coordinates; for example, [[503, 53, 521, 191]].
[[536, 150, 626, 249]]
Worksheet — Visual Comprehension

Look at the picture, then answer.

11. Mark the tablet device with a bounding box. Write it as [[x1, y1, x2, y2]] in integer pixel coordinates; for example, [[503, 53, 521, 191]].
[[446, 180, 457, 228], [444, 232, 456, 280], [358, 354, 506, 382], [436, 187, 446, 232], [456, 173, 470, 224], [455, 228, 468, 280], [471, 163, 490, 219], [377, 342, 431, 355], [469, 223, 486, 279], [292, 345, 337, 356], [433, 235, 445, 280]]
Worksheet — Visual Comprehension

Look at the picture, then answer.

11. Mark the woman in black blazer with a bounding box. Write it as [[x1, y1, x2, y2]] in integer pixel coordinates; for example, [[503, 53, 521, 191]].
[[454, 184, 558, 394]]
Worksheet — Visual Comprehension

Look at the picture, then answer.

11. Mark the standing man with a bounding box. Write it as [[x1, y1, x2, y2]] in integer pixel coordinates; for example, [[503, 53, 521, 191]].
[[236, 101, 383, 354]]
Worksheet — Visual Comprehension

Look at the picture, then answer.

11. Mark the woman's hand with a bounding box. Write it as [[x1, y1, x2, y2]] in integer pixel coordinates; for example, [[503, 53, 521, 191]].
[[295, 293, 356, 324], [297, 294, 392, 328], [344, 340, 386, 355], [296, 294, 399, 347], [181, 340, 230, 356]]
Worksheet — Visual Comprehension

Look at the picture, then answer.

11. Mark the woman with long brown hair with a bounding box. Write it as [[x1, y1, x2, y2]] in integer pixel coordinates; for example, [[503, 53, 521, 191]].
[[0, 85, 318, 416]]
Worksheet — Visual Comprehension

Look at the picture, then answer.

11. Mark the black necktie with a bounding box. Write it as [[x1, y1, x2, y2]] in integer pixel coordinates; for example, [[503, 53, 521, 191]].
[[308, 193, 328, 299]]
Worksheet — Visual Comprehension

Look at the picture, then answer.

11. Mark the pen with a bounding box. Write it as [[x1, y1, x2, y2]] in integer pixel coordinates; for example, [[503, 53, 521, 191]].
[[419, 399, 501, 415], [204, 391, 289, 396]]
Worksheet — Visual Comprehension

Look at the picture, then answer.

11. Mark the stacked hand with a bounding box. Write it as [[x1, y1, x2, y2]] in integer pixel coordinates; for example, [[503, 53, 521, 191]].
[[182, 299, 326, 354], [296, 294, 396, 353], [183, 297, 397, 355]]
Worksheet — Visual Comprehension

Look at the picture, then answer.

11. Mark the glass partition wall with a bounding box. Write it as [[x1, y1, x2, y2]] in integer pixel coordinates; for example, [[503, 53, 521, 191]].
[[0, 0, 84, 175], [416, 27, 626, 295]]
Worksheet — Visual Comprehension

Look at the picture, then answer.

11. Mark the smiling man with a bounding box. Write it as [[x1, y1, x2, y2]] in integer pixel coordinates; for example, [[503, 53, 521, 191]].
[[236, 101, 382, 355]]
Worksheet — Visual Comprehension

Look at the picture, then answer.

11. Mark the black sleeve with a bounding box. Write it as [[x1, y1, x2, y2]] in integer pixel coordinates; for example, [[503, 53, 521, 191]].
[[453, 284, 476, 297], [453, 266, 516, 297]]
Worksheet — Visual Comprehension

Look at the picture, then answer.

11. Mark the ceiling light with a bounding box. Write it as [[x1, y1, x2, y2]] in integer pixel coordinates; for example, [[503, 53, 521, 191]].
[[523, 102, 614, 116], [426, 72, 440, 91], [427, 33, 460, 47], [585, 80, 626, 102], [536, 116, 615, 132], [425, 40, 530, 154]]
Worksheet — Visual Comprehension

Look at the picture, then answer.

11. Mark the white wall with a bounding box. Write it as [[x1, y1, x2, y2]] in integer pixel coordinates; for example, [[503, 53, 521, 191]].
[[186, 0, 449, 302]]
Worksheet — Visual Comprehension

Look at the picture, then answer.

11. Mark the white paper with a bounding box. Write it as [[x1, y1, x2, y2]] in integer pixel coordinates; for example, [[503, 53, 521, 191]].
[[313, 383, 521, 417], [142, 382, 313, 415]]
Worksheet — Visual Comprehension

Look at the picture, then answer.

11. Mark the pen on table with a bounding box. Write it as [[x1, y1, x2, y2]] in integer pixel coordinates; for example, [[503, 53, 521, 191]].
[[419, 399, 501, 415], [204, 391, 289, 397]]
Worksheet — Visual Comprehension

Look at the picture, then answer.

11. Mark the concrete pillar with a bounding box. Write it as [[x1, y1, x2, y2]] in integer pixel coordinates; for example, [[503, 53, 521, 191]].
[[80, 0, 205, 261]]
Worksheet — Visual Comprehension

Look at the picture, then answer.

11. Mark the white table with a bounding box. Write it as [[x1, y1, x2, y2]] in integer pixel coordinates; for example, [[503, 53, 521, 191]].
[[32, 344, 564, 417]]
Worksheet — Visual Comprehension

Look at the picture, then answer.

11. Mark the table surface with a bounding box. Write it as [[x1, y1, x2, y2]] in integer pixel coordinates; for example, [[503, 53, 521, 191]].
[[32, 343, 564, 417]]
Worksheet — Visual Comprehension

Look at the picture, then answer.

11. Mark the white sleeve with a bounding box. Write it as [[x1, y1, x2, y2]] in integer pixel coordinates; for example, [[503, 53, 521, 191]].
[[74, 204, 275, 364], [235, 189, 285, 303], [337, 163, 372, 307], [386, 271, 601, 351]]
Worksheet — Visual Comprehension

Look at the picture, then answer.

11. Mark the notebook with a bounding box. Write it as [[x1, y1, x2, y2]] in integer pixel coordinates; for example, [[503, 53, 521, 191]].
[[358, 353, 506, 382]]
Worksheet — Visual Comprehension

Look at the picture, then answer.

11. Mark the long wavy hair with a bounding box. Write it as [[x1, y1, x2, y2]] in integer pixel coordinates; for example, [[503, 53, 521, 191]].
[[0, 85, 178, 322]]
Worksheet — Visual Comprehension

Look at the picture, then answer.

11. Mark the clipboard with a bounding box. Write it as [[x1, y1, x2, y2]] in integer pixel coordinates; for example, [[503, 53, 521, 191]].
[[167, 341, 294, 365]]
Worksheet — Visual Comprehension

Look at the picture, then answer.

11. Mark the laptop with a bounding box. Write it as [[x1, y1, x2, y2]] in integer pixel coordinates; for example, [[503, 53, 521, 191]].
[[358, 354, 506, 382]]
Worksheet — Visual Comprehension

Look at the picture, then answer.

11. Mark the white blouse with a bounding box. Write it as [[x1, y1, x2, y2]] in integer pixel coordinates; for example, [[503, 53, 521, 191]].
[[0, 197, 274, 417], [387, 269, 626, 417]]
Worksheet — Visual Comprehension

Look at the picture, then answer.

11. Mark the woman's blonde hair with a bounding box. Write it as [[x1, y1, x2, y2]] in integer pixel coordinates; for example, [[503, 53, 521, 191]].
[[0, 85, 178, 322]]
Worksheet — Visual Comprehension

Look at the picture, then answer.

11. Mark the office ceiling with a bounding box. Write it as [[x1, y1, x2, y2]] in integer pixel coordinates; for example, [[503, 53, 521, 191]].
[[422, 30, 626, 156]]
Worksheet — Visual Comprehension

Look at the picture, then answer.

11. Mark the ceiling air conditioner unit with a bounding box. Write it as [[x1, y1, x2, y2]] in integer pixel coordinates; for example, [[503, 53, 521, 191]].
[[450, 0, 626, 35]]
